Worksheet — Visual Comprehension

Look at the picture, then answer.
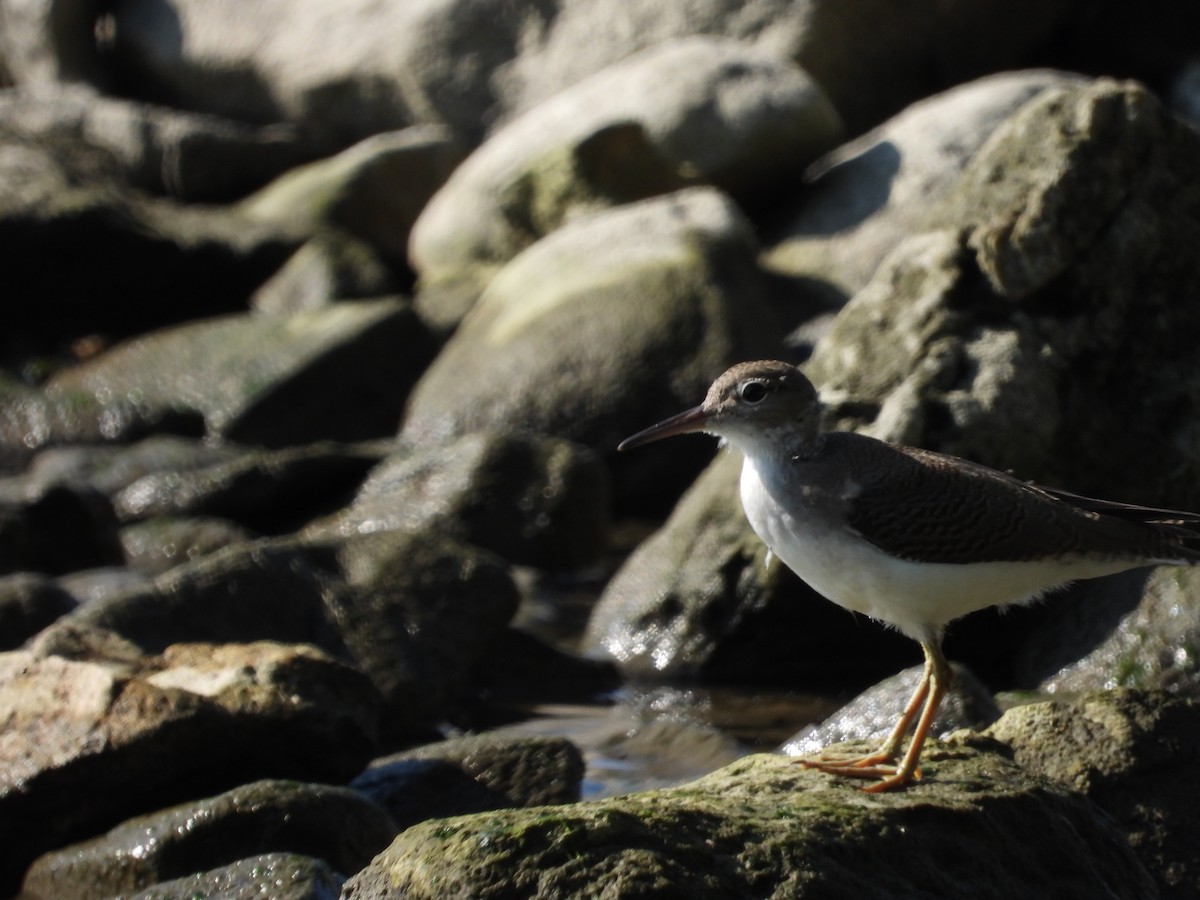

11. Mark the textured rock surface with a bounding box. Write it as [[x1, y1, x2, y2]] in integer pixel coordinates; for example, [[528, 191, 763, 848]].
[[986, 690, 1200, 898], [47, 300, 433, 447], [329, 431, 608, 569], [780, 662, 1001, 757], [343, 750, 1157, 899], [410, 37, 839, 319], [352, 733, 584, 830], [402, 188, 777, 511], [0, 642, 378, 892]]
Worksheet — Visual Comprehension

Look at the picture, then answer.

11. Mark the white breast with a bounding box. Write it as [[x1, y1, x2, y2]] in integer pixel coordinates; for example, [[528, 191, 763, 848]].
[[738, 455, 1136, 640]]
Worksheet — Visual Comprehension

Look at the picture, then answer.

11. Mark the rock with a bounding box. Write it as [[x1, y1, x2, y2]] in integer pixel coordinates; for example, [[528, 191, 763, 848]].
[[55, 567, 151, 607], [762, 70, 1083, 311], [0, 83, 317, 200], [341, 750, 1157, 899], [23, 436, 240, 499], [112, 440, 388, 532], [985, 689, 1200, 899], [804, 79, 1200, 510], [19, 780, 395, 900], [320, 530, 520, 740], [0, 480, 124, 576], [47, 300, 434, 448], [584, 451, 913, 682], [31, 540, 342, 656], [0, 0, 109, 86], [121, 853, 344, 900], [108, 0, 538, 147], [326, 430, 609, 570], [474, 627, 621, 709], [352, 734, 584, 830], [119, 516, 258, 574], [1015, 568, 1200, 695], [0, 572, 76, 649], [0, 377, 203, 475], [780, 662, 1001, 757], [240, 126, 463, 265], [0, 642, 378, 895], [0, 138, 301, 343], [250, 233, 400, 314], [499, 0, 1076, 136], [411, 37, 840, 319], [402, 188, 777, 510], [779, 0, 1078, 134]]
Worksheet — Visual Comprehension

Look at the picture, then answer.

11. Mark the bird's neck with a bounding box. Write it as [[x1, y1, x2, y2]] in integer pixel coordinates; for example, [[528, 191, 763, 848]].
[[723, 424, 824, 468]]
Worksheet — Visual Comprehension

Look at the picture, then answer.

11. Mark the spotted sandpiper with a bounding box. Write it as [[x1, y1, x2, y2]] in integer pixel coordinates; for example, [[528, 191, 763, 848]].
[[619, 360, 1200, 791]]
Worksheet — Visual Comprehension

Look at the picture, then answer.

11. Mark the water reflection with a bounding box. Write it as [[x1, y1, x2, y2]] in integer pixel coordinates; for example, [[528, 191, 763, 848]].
[[491, 684, 840, 798]]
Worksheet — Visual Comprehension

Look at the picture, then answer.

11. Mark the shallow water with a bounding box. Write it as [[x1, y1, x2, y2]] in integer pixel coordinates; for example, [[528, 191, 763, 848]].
[[492, 684, 841, 798]]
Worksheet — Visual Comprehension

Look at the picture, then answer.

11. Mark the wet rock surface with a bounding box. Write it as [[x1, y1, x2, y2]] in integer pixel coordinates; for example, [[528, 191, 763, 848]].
[[4, 3, 1200, 897], [19, 779, 397, 900]]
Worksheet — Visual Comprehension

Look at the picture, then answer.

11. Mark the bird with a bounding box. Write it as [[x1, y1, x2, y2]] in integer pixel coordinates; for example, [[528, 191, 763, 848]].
[[618, 360, 1200, 791]]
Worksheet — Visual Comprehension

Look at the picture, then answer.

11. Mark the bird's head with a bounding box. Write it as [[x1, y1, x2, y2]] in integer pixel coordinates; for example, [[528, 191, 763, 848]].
[[619, 360, 823, 456]]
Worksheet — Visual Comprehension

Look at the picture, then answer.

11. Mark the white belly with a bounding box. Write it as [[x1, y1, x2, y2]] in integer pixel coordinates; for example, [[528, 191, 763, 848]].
[[738, 456, 1135, 640]]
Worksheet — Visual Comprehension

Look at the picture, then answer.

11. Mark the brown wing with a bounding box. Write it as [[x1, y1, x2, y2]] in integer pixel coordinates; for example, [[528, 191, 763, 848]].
[[824, 433, 1200, 565]]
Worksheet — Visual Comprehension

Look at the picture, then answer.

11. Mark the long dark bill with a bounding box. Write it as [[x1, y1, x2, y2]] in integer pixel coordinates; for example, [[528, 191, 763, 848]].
[[617, 406, 708, 451]]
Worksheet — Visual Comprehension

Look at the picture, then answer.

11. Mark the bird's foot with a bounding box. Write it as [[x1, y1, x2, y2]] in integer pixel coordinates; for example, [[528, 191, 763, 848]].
[[795, 753, 922, 792]]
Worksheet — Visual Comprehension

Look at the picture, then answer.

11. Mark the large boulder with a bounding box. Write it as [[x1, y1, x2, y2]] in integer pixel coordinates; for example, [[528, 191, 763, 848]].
[[327, 431, 609, 570], [410, 37, 840, 319], [0, 641, 379, 894], [19, 779, 396, 900], [343, 749, 1156, 899], [986, 689, 1200, 898], [47, 300, 434, 448], [401, 188, 778, 510]]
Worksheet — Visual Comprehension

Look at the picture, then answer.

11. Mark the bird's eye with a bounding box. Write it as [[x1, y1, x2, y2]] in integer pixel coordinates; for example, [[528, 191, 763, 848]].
[[738, 381, 768, 404]]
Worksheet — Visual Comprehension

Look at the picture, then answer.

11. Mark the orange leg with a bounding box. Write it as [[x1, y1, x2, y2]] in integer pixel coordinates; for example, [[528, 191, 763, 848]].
[[798, 639, 950, 791]]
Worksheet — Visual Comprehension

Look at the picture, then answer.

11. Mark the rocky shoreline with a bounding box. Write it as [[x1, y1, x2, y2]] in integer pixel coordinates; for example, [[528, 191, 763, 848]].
[[4, 1, 1200, 898]]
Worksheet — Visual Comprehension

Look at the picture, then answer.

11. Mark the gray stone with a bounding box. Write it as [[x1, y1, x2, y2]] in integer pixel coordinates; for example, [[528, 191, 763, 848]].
[[31, 540, 343, 656], [23, 437, 240, 499], [240, 126, 463, 264], [122, 853, 344, 900], [411, 37, 840, 318], [353, 733, 584, 830], [0, 137, 300, 344], [112, 441, 388, 532], [320, 530, 520, 741], [762, 70, 1083, 309], [341, 750, 1157, 899], [47, 300, 434, 448], [402, 188, 776, 512], [0, 378, 204, 476], [0, 0, 108, 86], [985, 689, 1200, 899], [19, 780, 394, 900], [107, 0, 531, 146], [780, 662, 1001, 757], [250, 234, 399, 314], [0, 572, 76, 649], [0, 83, 316, 200], [0, 642, 379, 895], [327, 430, 608, 570], [1015, 568, 1200, 696], [804, 79, 1200, 511], [119, 516, 258, 574], [500, 0, 1077, 136], [0, 480, 124, 576]]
